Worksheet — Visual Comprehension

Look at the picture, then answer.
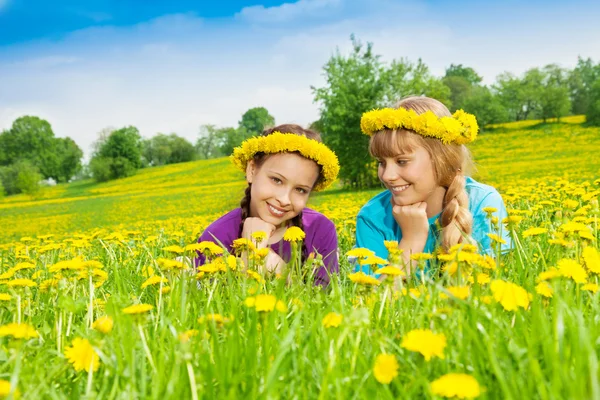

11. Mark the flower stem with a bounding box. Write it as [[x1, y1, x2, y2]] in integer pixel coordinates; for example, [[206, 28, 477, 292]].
[[138, 323, 157, 374]]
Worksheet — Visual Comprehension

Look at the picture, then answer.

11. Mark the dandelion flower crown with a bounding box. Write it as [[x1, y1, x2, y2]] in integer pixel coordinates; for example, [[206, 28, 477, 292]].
[[230, 132, 340, 191], [360, 107, 479, 145]]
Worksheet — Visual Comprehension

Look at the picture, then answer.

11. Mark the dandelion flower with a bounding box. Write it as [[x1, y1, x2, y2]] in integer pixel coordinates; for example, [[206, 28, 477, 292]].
[[122, 304, 154, 315], [322, 312, 343, 328], [64, 338, 100, 372], [430, 373, 481, 399], [0, 379, 19, 398], [557, 258, 588, 283], [0, 323, 39, 339], [522, 227, 548, 238], [141, 275, 168, 289], [487, 233, 506, 245], [0, 293, 11, 301], [582, 283, 599, 293], [582, 247, 600, 273], [440, 286, 470, 300], [245, 294, 287, 313], [535, 282, 553, 298], [410, 252, 434, 261], [401, 329, 446, 361], [283, 227, 305, 242], [92, 316, 114, 334], [490, 280, 530, 311], [251, 231, 267, 243], [348, 272, 380, 286], [375, 266, 405, 277], [6, 278, 37, 288], [346, 248, 375, 259], [373, 354, 399, 384]]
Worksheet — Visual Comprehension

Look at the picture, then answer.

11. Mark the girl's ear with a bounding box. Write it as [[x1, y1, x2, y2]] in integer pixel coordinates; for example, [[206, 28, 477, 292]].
[[246, 160, 255, 184]]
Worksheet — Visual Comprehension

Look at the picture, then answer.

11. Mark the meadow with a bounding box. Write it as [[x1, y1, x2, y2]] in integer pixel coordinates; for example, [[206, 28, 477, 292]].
[[0, 116, 599, 399]]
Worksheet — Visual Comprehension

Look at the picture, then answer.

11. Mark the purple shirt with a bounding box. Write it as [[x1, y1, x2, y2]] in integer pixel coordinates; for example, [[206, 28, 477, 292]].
[[195, 208, 339, 286]]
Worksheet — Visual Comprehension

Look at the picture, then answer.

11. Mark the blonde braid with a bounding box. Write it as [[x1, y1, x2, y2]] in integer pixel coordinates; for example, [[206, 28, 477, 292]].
[[440, 173, 474, 251]]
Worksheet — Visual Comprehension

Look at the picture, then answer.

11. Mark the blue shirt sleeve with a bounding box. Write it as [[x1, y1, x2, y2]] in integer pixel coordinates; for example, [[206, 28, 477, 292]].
[[355, 213, 389, 274], [471, 190, 512, 255]]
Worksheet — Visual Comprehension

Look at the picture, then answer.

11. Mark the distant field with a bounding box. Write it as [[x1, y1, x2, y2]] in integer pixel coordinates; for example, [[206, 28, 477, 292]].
[[0, 117, 598, 243]]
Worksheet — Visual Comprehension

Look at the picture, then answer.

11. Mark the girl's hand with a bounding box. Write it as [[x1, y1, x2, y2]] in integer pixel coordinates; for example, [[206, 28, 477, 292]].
[[241, 217, 276, 248], [391, 200, 429, 244]]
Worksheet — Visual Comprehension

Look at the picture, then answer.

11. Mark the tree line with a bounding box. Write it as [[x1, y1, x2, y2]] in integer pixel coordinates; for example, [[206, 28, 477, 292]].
[[1, 36, 598, 195], [312, 36, 600, 188], [0, 107, 275, 196]]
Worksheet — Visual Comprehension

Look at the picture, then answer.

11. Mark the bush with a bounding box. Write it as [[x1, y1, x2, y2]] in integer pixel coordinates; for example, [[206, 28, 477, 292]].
[[90, 156, 137, 182], [0, 160, 42, 196]]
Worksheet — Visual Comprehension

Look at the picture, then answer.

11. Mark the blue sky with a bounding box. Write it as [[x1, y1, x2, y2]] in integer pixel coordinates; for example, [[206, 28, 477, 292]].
[[1, 0, 599, 159]]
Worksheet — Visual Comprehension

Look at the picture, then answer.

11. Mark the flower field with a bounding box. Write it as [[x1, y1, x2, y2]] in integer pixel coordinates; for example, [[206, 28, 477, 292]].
[[0, 118, 599, 399]]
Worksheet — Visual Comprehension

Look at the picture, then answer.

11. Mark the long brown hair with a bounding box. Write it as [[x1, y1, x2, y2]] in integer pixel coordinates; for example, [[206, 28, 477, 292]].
[[239, 124, 323, 238], [369, 96, 475, 251]]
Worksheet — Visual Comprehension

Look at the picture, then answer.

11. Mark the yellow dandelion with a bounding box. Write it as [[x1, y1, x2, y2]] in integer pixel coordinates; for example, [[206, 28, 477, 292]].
[[490, 280, 530, 311], [430, 373, 481, 399], [375, 266, 405, 277], [245, 294, 287, 313], [0, 323, 39, 339], [0, 293, 11, 301], [440, 286, 470, 300], [251, 231, 268, 243], [487, 233, 506, 245], [522, 227, 548, 238], [198, 313, 233, 326], [582, 283, 599, 293], [141, 275, 168, 289], [283, 227, 305, 242], [322, 312, 343, 328], [122, 304, 154, 315], [64, 338, 100, 372], [162, 245, 185, 254], [92, 316, 114, 334], [346, 248, 375, 259], [535, 282, 553, 298], [557, 258, 588, 283], [401, 329, 446, 361], [0, 379, 19, 398], [482, 207, 498, 217], [410, 252, 434, 261], [6, 278, 37, 288], [348, 271, 380, 286], [373, 354, 399, 384], [582, 247, 600, 273], [185, 241, 224, 256]]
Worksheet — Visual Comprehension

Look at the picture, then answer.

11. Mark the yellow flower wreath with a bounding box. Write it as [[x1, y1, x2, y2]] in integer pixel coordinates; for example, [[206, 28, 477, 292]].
[[360, 108, 479, 144], [230, 132, 340, 191]]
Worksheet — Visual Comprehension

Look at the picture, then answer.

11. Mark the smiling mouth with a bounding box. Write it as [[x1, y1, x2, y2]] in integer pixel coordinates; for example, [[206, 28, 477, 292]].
[[267, 203, 287, 217], [390, 184, 411, 193]]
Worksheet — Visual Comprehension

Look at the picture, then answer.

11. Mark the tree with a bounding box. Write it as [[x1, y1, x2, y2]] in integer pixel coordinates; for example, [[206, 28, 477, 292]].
[[0, 160, 41, 196], [384, 58, 451, 107], [0, 116, 59, 179], [587, 78, 600, 126], [569, 57, 600, 115], [539, 64, 571, 122], [462, 86, 508, 127], [494, 69, 544, 121], [196, 125, 224, 159], [313, 36, 451, 188], [312, 36, 385, 188], [442, 64, 483, 112], [216, 127, 244, 156], [55, 137, 83, 182], [444, 64, 483, 85], [238, 107, 275, 137], [90, 126, 142, 181], [167, 134, 196, 164]]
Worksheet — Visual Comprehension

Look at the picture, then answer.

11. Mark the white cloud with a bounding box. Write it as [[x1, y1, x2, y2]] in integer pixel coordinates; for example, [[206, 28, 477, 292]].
[[0, 1, 599, 161], [236, 0, 342, 23]]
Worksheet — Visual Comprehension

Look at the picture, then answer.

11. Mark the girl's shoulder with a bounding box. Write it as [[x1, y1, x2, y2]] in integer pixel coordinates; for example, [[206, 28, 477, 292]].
[[465, 177, 505, 211], [302, 208, 335, 230]]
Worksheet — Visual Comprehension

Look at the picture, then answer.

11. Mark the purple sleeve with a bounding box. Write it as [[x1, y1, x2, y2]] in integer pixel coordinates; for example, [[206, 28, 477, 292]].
[[194, 209, 241, 268], [306, 217, 338, 287]]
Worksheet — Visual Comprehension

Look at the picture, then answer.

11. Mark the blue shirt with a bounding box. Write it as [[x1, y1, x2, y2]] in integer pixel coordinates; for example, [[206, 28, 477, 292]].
[[355, 177, 511, 274]]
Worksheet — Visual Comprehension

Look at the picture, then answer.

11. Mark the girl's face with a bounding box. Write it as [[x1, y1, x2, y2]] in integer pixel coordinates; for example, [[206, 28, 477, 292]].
[[246, 153, 320, 227], [376, 145, 442, 206]]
